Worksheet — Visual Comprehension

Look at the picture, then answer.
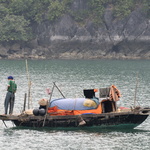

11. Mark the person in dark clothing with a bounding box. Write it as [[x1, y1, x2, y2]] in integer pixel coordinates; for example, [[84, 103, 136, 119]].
[[4, 76, 17, 115]]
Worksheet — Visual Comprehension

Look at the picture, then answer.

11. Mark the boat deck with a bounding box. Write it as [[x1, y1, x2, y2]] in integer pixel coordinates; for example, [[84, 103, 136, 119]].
[[0, 108, 149, 121]]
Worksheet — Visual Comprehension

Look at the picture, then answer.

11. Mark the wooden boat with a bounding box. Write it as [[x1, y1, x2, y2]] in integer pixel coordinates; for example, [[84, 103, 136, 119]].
[[0, 85, 150, 129]]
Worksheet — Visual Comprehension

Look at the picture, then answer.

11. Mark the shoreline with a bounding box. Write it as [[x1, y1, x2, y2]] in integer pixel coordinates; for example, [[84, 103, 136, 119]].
[[0, 56, 150, 60]]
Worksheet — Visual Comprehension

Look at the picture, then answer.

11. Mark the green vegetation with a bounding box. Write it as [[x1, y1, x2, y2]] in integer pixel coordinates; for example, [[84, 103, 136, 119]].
[[0, 0, 149, 42], [113, 0, 135, 18], [47, 0, 72, 21], [0, 14, 31, 41]]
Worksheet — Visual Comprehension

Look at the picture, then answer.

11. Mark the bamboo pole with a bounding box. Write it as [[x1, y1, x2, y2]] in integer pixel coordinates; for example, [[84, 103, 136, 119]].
[[53, 82, 65, 98], [22, 93, 27, 112], [2, 120, 7, 128], [134, 73, 139, 108], [43, 83, 55, 127], [25, 59, 32, 109]]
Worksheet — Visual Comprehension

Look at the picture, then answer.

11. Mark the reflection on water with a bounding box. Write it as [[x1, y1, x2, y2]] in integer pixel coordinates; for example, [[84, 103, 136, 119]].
[[12, 125, 150, 134]]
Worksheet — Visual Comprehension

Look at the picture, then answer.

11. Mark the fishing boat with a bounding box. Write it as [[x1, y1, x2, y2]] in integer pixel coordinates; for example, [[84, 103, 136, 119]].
[[0, 84, 150, 129]]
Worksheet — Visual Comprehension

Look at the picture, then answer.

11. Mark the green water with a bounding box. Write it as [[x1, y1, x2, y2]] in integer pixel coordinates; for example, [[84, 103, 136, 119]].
[[0, 59, 150, 150]]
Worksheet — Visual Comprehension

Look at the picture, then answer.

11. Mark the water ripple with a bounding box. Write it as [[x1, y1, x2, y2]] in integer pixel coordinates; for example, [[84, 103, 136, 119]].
[[0, 59, 150, 150]]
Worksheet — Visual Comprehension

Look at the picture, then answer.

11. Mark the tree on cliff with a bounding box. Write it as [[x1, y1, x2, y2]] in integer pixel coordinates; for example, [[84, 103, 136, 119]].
[[0, 14, 31, 41], [0, 0, 149, 43]]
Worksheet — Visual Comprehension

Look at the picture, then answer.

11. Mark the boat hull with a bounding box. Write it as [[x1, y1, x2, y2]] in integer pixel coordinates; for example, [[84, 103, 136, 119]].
[[11, 112, 149, 129]]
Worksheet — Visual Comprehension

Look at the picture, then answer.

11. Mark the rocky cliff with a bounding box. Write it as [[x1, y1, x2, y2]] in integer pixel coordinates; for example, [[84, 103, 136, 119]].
[[0, 0, 150, 59]]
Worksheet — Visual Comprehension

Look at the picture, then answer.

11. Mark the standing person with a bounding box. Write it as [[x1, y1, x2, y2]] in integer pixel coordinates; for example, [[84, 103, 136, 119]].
[[4, 76, 17, 115]]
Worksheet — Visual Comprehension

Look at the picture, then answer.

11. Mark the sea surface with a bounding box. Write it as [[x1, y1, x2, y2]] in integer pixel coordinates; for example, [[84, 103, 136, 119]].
[[0, 59, 150, 150]]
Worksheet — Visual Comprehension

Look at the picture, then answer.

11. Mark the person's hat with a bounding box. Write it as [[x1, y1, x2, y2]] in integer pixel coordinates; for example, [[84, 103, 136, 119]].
[[8, 76, 13, 79]]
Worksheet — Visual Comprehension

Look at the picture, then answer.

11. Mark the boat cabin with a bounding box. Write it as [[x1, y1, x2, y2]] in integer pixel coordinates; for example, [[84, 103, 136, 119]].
[[83, 87, 118, 113]]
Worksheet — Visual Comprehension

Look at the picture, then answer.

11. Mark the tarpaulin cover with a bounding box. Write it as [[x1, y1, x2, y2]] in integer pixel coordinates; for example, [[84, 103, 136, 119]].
[[49, 98, 99, 110], [47, 104, 102, 116]]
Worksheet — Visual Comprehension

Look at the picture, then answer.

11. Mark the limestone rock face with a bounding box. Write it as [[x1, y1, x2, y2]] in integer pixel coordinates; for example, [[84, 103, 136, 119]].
[[0, 1, 150, 59]]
